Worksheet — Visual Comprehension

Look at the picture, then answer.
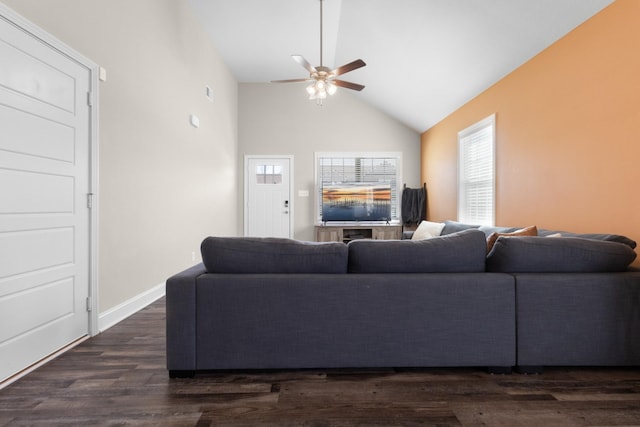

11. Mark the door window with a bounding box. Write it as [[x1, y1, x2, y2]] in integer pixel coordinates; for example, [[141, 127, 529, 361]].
[[256, 164, 282, 184]]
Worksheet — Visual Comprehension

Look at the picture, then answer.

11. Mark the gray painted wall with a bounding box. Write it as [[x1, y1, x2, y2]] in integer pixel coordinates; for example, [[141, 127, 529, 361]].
[[239, 83, 421, 241], [2, 0, 420, 313], [3, 0, 239, 313]]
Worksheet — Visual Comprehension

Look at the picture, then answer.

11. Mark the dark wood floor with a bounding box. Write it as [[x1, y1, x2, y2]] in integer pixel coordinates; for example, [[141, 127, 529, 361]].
[[2, 299, 640, 426]]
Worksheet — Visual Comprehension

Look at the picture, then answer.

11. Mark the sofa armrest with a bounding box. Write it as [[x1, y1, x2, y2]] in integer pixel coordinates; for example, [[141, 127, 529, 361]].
[[165, 263, 206, 372]]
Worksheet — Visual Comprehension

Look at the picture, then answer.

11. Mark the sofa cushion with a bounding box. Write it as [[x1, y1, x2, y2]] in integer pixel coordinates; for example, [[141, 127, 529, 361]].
[[486, 225, 537, 252], [445, 221, 637, 249], [201, 237, 348, 274], [440, 220, 481, 235], [348, 229, 487, 273], [411, 220, 445, 240], [486, 236, 637, 273], [478, 225, 522, 236], [537, 229, 637, 249]]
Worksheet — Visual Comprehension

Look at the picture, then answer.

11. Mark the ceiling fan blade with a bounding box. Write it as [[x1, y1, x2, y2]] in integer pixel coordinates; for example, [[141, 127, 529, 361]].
[[271, 78, 312, 83], [333, 80, 365, 91], [292, 55, 317, 74], [332, 59, 366, 76]]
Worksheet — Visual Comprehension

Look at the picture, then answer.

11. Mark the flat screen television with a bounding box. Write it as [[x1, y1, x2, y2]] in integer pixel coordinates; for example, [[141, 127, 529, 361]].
[[321, 182, 392, 222]]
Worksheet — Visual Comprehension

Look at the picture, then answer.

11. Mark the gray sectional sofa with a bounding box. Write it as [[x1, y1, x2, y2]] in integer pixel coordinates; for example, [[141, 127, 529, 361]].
[[166, 221, 640, 377]]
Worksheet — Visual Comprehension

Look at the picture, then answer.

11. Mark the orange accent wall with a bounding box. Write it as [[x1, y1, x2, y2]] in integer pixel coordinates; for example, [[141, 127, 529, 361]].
[[421, 0, 640, 250]]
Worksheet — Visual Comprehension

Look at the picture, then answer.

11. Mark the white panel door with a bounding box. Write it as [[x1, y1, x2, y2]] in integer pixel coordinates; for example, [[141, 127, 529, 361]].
[[245, 157, 292, 238], [0, 13, 91, 382]]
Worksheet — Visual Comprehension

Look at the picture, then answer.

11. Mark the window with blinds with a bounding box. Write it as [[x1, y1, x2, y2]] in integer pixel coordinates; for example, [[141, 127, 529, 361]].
[[315, 152, 402, 223], [458, 114, 495, 226]]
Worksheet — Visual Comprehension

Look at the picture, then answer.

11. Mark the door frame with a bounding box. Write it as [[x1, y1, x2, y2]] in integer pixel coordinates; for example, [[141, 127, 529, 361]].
[[244, 155, 294, 238], [0, 4, 100, 337]]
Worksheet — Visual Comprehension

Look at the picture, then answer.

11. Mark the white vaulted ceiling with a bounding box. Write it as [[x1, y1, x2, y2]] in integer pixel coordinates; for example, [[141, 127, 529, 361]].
[[188, 0, 613, 132]]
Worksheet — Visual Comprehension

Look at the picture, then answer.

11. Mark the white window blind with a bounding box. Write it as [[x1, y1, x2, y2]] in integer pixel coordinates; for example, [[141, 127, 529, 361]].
[[316, 153, 401, 222], [458, 115, 495, 226]]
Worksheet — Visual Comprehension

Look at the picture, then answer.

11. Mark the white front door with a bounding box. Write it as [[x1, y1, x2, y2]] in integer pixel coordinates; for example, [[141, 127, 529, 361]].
[[245, 156, 292, 238], [0, 11, 92, 382]]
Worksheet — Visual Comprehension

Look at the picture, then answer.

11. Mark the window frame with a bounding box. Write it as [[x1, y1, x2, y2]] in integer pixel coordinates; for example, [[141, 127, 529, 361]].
[[457, 114, 496, 226]]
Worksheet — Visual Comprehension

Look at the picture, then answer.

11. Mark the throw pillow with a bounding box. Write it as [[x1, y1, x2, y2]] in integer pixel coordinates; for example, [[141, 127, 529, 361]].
[[486, 225, 537, 252], [411, 220, 445, 240]]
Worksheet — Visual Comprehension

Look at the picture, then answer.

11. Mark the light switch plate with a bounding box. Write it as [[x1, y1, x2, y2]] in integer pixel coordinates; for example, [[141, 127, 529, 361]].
[[190, 114, 199, 128]]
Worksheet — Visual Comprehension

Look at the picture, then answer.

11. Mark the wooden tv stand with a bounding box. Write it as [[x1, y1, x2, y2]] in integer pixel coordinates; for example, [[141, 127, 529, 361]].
[[315, 224, 402, 243]]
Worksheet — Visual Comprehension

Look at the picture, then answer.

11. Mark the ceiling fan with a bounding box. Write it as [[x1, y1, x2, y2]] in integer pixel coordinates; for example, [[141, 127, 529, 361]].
[[271, 0, 366, 104]]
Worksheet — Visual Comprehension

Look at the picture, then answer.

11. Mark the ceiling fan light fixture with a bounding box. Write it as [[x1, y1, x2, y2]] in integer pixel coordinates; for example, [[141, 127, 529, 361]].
[[326, 81, 337, 96], [307, 79, 333, 103], [271, 0, 366, 104], [306, 83, 317, 96], [309, 83, 328, 104]]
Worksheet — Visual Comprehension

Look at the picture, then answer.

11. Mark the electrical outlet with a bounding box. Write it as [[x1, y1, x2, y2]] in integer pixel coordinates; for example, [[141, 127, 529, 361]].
[[191, 251, 196, 262]]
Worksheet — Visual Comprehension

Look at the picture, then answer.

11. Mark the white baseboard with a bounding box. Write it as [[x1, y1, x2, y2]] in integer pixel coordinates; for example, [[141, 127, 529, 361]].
[[98, 282, 165, 333]]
